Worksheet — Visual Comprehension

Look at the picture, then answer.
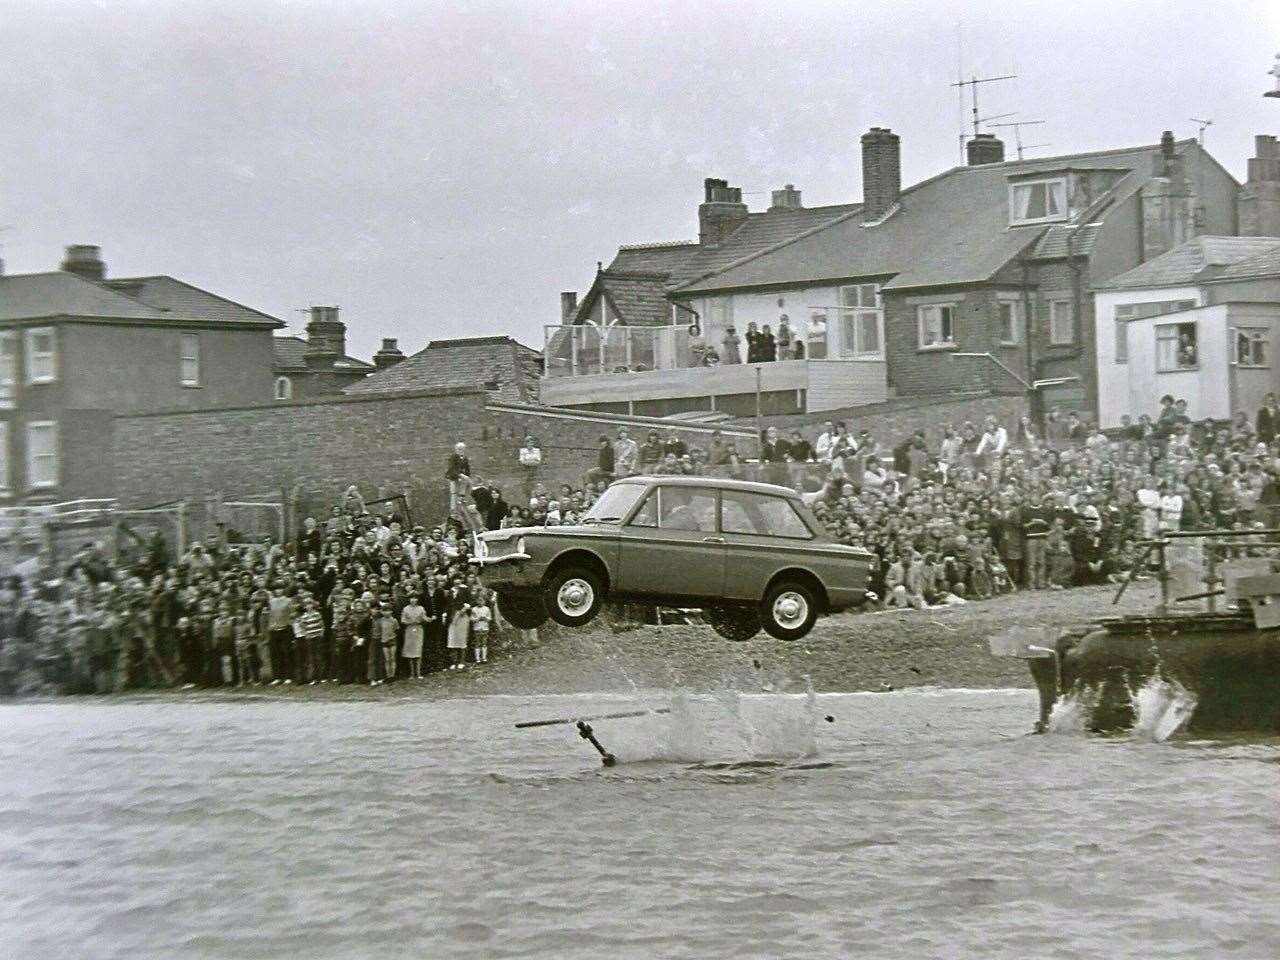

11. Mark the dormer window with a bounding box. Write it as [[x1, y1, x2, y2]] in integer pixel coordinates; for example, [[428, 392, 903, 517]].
[[1009, 177, 1067, 225]]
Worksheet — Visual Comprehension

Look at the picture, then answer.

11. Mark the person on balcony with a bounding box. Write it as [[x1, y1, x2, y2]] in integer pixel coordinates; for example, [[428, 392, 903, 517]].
[[759, 324, 777, 362], [745, 322, 762, 363], [613, 428, 639, 477], [721, 325, 741, 364]]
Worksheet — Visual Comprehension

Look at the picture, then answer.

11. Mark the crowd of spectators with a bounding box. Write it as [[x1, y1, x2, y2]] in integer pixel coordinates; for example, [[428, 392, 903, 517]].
[[0, 485, 500, 697], [8, 390, 1280, 697]]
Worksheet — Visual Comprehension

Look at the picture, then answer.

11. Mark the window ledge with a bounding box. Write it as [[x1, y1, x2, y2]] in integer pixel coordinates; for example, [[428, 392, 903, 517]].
[[181, 383, 203, 389], [1156, 366, 1199, 374], [916, 343, 959, 353], [1236, 364, 1270, 370], [998, 341, 1020, 349]]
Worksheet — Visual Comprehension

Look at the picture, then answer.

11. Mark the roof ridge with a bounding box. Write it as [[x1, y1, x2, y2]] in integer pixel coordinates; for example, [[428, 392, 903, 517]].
[[617, 240, 698, 251], [108, 274, 284, 326], [672, 207, 865, 290]]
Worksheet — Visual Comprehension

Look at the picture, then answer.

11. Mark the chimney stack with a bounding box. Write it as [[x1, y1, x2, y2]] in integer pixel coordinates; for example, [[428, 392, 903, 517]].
[[305, 305, 346, 369], [769, 184, 803, 210], [860, 128, 901, 222], [61, 244, 105, 282], [1239, 135, 1280, 237], [966, 134, 1005, 166], [698, 177, 749, 247], [560, 291, 578, 324], [372, 337, 406, 371]]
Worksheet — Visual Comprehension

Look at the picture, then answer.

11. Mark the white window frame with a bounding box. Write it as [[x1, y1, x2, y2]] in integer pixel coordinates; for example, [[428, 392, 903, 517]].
[[274, 376, 293, 400], [25, 327, 56, 385], [26, 420, 58, 490], [1008, 177, 1068, 226], [1232, 327, 1270, 369], [180, 334, 201, 387], [917, 303, 957, 350], [0, 332, 18, 406], [1048, 300, 1075, 346], [0, 422, 9, 494], [838, 283, 880, 309], [996, 296, 1024, 346]]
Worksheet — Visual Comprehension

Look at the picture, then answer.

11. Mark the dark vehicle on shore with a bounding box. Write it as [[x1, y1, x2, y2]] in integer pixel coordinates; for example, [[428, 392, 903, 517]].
[[470, 475, 874, 642]]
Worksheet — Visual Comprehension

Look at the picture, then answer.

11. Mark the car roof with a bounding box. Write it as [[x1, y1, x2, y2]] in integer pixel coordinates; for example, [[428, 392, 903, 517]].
[[610, 475, 804, 498]]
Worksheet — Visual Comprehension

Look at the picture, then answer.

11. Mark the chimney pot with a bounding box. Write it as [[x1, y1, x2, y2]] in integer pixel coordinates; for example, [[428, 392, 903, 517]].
[[60, 244, 105, 282], [372, 337, 406, 371], [305, 304, 346, 368], [966, 133, 1005, 166], [698, 176, 749, 247], [860, 127, 901, 222], [769, 184, 803, 210]]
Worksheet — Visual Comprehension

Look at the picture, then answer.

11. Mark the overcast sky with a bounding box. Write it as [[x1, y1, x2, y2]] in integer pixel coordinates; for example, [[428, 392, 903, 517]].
[[2, 1, 1278, 360]]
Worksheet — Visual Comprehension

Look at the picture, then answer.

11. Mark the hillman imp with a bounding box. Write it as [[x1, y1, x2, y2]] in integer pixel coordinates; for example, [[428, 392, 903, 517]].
[[470, 475, 874, 641]]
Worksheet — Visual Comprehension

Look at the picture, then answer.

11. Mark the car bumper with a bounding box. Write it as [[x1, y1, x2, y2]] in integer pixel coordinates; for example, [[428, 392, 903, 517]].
[[468, 554, 545, 591]]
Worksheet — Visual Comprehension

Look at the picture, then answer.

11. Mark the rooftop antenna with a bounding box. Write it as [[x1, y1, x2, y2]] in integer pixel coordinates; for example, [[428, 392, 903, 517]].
[[952, 72, 1017, 142], [1189, 117, 1213, 145], [989, 119, 1046, 160]]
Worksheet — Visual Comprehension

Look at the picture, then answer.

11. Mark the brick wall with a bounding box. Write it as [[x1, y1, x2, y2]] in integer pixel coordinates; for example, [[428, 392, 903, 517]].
[[882, 287, 1030, 396], [110, 389, 754, 528]]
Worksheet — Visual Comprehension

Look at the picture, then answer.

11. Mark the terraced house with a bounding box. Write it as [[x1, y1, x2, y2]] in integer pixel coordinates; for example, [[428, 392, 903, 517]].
[[547, 127, 1242, 420], [0, 245, 284, 501]]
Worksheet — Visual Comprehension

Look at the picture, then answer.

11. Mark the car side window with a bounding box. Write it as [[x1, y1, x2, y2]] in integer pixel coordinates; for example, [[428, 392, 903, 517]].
[[628, 490, 658, 527], [657, 489, 717, 532], [720, 490, 813, 539]]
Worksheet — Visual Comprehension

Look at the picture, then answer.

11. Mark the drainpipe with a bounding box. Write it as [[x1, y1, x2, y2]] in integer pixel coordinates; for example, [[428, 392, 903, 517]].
[[1020, 256, 1037, 423], [1066, 227, 1086, 415]]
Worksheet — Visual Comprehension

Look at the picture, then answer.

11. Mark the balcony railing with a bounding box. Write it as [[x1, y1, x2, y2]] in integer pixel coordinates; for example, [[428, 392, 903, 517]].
[[545, 309, 884, 380], [544, 324, 693, 378]]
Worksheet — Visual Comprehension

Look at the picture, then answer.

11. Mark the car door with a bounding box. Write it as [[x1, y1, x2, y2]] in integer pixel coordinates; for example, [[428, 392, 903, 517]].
[[717, 489, 818, 602], [614, 486, 726, 601]]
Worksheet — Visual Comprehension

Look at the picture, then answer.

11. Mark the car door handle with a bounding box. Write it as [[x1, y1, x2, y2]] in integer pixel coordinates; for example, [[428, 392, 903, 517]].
[[702, 536, 725, 543]]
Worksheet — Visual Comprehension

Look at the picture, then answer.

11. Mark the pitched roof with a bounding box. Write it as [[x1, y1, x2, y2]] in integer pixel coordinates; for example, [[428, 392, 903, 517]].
[[272, 336, 374, 372], [105, 275, 284, 327], [1096, 236, 1280, 290], [1029, 222, 1104, 260], [1199, 240, 1280, 284], [343, 335, 542, 402], [608, 242, 699, 274], [666, 203, 859, 288], [674, 141, 1188, 295], [0, 271, 177, 322]]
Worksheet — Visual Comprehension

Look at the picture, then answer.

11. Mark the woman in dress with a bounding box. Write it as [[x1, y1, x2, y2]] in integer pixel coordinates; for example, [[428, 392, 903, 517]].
[[445, 584, 471, 671], [399, 595, 427, 679]]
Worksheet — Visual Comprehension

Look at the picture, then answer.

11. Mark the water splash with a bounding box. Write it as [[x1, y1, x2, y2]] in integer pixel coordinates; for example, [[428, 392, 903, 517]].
[[1046, 688, 1094, 735], [1130, 676, 1197, 742], [611, 685, 821, 764]]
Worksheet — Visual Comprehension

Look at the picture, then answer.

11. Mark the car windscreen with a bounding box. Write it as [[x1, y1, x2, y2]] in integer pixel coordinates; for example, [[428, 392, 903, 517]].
[[581, 482, 647, 524]]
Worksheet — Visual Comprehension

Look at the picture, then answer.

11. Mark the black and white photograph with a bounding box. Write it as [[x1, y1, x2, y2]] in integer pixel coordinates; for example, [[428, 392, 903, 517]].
[[2, 2, 1280, 957]]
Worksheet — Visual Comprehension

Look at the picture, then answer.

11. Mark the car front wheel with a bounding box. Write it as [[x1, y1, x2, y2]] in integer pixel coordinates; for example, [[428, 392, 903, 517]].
[[760, 580, 819, 641], [496, 590, 548, 630], [544, 566, 605, 628], [704, 604, 761, 642]]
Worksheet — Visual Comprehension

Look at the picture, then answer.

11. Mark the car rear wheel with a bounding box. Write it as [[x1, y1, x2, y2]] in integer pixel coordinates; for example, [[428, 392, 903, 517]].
[[704, 604, 761, 642], [544, 566, 605, 628], [496, 590, 548, 630], [760, 580, 819, 641]]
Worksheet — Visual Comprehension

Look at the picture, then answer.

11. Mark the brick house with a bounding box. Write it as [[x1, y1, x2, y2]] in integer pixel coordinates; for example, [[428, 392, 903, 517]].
[[672, 129, 1241, 419], [0, 245, 284, 501], [272, 306, 375, 401]]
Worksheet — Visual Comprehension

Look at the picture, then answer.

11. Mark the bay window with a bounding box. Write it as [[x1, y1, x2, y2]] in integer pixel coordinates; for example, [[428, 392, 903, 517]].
[[1234, 328, 1270, 368]]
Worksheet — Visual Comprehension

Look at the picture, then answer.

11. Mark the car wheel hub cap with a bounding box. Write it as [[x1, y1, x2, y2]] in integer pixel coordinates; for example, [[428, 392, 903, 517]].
[[773, 592, 807, 629], [558, 579, 593, 616]]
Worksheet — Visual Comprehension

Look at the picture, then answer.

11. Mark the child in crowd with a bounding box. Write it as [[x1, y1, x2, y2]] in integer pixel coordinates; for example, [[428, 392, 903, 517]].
[[377, 602, 399, 683], [470, 588, 492, 664]]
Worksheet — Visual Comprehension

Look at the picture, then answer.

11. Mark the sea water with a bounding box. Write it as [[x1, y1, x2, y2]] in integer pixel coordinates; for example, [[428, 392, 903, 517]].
[[1, 689, 1278, 960]]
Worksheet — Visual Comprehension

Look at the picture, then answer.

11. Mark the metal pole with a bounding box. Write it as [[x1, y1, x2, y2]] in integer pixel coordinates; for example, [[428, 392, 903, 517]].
[[755, 365, 764, 463]]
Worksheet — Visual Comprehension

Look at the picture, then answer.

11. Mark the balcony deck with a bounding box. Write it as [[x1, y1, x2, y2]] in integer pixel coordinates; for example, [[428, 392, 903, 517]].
[[540, 358, 887, 415]]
